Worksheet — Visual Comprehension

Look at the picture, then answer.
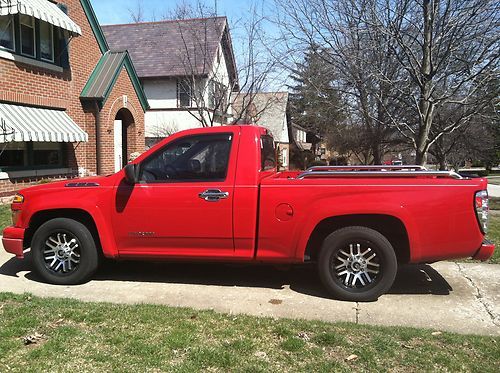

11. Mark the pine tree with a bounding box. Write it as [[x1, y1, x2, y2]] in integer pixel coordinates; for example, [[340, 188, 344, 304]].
[[289, 46, 342, 139]]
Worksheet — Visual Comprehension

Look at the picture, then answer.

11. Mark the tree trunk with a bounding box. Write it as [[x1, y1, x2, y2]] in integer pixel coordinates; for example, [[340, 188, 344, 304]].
[[414, 0, 437, 167], [372, 143, 382, 165]]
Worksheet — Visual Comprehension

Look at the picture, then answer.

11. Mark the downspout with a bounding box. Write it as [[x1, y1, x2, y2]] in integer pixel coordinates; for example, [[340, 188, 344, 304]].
[[94, 101, 102, 175]]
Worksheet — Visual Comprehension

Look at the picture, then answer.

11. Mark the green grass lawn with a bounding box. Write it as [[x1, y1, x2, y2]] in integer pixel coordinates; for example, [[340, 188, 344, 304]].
[[0, 293, 498, 372], [0, 204, 11, 231], [488, 213, 500, 264]]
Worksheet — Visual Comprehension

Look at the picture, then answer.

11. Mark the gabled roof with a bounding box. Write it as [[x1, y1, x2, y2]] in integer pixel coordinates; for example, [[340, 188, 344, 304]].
[[80, 51, 149, 111], [101, 17, 238, 86], [79, 0, 149, 111]]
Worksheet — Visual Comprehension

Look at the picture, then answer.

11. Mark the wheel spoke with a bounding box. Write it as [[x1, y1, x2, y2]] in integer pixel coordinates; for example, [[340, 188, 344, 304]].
[[49, 257, 58, 268], [43, 232, 81, 274], [333, 241, 383, 289], [54, 261, 63, 272], [364, 272, 372, 283], [339, 249, 350, 258], [335, 262, 346, 270]]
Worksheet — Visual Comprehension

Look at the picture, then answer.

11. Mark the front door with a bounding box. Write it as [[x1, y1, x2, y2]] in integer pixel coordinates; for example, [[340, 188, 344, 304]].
[[114, 120, 123, 172], [112, 131, 238, 258]]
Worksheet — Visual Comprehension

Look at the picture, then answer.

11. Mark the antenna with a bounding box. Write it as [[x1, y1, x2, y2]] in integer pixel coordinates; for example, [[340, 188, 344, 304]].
[[214, 0, 218, 15]]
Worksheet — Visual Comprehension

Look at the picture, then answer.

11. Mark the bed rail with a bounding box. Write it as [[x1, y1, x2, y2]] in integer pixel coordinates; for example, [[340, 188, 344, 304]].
[[296, 165, 463, 180]]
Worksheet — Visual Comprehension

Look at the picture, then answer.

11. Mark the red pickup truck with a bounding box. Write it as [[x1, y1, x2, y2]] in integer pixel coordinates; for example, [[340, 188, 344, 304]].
[[2, 125, 494, 301]]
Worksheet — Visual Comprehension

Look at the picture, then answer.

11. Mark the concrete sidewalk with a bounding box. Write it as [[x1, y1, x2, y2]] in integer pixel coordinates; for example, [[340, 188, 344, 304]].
[[488, 183, 500, 198], [0, 248, 498, 336]]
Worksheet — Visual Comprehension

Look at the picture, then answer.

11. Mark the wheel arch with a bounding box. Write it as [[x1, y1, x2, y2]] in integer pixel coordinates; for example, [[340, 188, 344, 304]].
[[303, 214, 411, 264], [25, 209, 108, 257]]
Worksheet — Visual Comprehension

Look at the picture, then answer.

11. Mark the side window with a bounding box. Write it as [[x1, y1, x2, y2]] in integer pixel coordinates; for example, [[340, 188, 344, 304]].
[[140, 134, 233, 183], [261, 135, 276, 171]]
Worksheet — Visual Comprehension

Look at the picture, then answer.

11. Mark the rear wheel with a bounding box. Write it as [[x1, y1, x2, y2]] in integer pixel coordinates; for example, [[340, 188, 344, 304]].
[[31, 218, 99, 285], [318, 226, 397, 301]]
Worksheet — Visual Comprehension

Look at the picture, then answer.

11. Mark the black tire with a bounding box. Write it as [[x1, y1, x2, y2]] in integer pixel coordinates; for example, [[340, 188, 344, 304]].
[[31, 218, 99, 285], [318, 226, 397, 301]]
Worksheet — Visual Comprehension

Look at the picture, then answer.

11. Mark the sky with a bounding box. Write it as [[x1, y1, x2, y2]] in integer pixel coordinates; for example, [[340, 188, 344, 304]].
[[89, 0, 289, 90], [90, 0, 256, 26]]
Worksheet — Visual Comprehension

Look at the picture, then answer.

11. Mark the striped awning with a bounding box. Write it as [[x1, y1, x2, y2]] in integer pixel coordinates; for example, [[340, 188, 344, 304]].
[[0, 0, 81, 35], [0, 103, 88, 143]]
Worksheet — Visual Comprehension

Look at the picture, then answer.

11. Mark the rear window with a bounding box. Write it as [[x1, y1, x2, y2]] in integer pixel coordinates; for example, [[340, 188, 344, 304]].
[[261, 135, 276, 171]]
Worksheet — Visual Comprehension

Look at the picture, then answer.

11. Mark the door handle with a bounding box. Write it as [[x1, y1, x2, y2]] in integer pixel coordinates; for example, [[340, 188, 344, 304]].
[[199, 189, 229, 202]]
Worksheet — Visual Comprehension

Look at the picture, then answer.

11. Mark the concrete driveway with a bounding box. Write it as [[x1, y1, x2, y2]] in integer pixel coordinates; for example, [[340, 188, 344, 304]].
[[0, 248, 498, 336]]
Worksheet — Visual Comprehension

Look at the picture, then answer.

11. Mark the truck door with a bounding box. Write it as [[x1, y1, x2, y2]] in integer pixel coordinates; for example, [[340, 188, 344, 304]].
[[112, 131, 237, 258]]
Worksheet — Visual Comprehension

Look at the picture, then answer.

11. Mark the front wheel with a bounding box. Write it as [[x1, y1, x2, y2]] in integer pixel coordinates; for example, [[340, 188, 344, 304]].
[[318, 226, 397, 301], [31, 218, 99, 285]]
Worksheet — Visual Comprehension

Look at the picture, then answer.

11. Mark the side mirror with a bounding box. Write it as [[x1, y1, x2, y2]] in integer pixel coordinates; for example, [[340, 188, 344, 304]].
[[124, 163, 139, 184]]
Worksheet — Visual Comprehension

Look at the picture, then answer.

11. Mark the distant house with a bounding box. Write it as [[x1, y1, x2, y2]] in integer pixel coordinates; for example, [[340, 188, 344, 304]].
[[0, 0, 148, 195], [232, 92, 290, 170], [103, 17, 239, 146]]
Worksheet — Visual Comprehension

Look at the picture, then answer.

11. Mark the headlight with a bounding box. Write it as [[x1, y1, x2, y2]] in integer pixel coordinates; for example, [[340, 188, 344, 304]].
[[474, 190, 489, 234], [13, 193, 24, 204]]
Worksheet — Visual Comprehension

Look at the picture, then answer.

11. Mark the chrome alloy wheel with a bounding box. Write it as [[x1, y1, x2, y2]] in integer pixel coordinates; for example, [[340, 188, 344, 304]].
[[333, 243, 380, 288], [43, 233, 81, 274]]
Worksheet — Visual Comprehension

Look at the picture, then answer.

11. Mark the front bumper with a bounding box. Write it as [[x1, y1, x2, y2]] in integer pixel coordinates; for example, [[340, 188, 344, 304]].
[[472, 240, 495, 261], [2, 226, 26, 258]]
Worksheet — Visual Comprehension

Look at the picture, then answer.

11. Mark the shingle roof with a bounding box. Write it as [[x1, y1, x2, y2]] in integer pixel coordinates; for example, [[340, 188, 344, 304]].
[[102, 17, 237, 84]]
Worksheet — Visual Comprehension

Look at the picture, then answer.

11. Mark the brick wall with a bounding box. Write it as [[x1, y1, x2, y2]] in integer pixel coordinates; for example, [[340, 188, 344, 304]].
[[0, 0, 145, 194]]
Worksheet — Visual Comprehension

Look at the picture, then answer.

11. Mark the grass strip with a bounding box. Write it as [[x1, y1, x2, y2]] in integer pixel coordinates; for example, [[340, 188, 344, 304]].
[[0, 292, 499, 372]]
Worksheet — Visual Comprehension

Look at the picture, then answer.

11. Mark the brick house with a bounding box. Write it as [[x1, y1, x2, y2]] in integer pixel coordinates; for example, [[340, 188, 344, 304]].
[[102, 17, 238, 147], [0, 0, 149, 195]]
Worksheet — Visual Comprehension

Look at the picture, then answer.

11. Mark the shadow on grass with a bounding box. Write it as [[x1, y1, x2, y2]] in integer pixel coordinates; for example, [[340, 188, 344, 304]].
[[0, 251, 452, 299]]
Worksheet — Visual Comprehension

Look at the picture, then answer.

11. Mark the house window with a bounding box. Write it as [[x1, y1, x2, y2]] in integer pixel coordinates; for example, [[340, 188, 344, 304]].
[[281, 147, 288, 168], [40, 22, 54, 62], [0, 142, 27, 168], [33, 142, 62, 166], [0, 15, 65, 67], [177, 79, 193, 107], [0, 15, 15, 51], [209, 80, 227, 111], [20, 15, 35, 57], [0, 142, 65, 171]]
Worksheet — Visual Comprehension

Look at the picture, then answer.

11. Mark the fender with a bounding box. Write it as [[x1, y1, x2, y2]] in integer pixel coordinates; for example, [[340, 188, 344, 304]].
[[22, 186, 119, 258], [293, 193, 421, 262]]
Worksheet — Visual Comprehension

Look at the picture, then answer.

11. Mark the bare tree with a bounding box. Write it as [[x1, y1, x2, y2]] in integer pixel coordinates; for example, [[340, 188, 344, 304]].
[[170, 1, 279, 127], [127, 0, 279, 128], [272, 0, 406, 164], [376, 0, 499, 165], [272, 0, 499, 165], [128, 0, 146, 23]]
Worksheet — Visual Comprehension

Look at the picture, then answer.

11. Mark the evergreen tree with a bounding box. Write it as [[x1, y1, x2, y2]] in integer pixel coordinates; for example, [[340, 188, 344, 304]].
[[289, 46, 343, 140]]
